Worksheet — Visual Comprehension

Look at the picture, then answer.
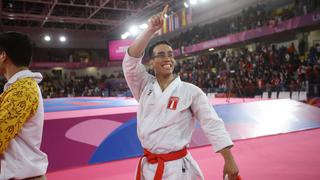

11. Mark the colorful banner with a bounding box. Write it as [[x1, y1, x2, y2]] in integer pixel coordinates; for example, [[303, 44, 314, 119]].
[[169, 15, 174, 32], [174, 13, 180, 29], [186, 7, 192, 25], [108, 39, 134, 61], [162, 17, 167, 34], [160, 7, 192, 34], [181, 8, 187, 27]]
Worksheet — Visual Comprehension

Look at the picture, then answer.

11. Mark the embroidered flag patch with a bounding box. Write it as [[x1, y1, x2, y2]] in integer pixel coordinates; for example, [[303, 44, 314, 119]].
[[167, 96, 179, 110]]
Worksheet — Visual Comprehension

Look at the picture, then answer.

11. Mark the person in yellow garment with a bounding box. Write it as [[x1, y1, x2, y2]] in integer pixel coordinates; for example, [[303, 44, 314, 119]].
[[0, 32, 48, 180]]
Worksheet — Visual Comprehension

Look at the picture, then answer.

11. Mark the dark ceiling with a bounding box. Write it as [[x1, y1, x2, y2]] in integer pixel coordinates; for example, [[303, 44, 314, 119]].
[[0, 0, 178, 34]]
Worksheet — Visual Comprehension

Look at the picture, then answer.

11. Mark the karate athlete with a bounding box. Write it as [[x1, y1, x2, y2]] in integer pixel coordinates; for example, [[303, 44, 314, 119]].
[[122, 5, 239, 180], [0, 32, 48, 180]]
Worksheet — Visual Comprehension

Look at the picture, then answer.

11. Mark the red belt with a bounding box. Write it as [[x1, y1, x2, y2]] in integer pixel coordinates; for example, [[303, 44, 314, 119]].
[[136, 148, 187, 180]]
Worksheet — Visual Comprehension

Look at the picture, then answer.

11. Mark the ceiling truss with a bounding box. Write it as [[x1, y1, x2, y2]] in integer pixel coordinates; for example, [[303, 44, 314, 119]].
[[1, 0, 178, 34]]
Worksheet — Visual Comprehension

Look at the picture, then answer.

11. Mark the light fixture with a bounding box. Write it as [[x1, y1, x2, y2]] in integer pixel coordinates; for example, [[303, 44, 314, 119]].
[[121, 32, 131, 39], [189, 0, 198, 5], [139, 23, 148, 29], [44, 35, 51, 42], [129, 26, 139, 36], [59, 36, 66, 42], [121, 34, 127, 39]]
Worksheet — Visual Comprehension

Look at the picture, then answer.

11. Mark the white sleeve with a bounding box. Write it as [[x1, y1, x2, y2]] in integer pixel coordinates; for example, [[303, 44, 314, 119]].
[[122, 51, 150, 101], [191, 86, 233, 152]]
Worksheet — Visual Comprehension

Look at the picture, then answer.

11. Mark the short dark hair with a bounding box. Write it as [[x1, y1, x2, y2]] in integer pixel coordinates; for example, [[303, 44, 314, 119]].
[[0, 32, 33, 67], [148, 40, 172, 58]]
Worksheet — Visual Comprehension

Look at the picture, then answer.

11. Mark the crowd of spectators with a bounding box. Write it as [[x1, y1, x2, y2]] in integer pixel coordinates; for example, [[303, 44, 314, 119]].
[[38, 71, 129, 98], [171, 42, 320, 98], [169, 0, 320, 49], [2, 41, 318, 99]]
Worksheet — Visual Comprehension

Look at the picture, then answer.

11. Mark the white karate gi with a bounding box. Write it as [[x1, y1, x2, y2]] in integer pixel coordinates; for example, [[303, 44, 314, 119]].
[[122, 52, 233, 180]]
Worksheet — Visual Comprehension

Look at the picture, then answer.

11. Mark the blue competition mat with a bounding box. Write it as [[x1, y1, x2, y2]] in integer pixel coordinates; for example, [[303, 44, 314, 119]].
[[89, 99, 320, 164], [44, 98, 138, 112]]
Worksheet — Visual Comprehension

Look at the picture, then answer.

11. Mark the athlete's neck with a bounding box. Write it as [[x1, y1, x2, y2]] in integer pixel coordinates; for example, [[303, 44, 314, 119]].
[[156, 74, 175, 91]]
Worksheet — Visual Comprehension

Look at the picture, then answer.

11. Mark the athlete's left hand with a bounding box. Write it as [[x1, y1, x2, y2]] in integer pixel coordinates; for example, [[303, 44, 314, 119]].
[[223, 157, 239, 180]]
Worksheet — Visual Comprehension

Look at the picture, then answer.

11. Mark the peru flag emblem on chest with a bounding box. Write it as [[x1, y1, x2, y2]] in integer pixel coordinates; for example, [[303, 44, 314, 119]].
[[167, 96, 179, 110]]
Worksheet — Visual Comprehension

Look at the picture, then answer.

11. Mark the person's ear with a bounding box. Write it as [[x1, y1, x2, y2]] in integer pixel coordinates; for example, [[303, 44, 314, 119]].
[[149, 59, 154, 69], [0, 51, 6, 63]]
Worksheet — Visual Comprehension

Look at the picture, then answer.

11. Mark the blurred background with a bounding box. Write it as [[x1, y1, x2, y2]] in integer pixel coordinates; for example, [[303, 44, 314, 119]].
[[1, 0, 319, 105], [2, 1, 320, 179]]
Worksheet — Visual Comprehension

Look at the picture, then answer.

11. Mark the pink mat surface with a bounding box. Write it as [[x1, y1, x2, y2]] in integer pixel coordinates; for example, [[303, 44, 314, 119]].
[[47, 128, 320, 180], [44, 106, 138, 120]]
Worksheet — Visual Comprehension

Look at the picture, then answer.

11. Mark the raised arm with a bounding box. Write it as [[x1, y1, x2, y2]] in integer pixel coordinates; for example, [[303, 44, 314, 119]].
[[128, 5, 168, 57], [122, 5, 168, 101]]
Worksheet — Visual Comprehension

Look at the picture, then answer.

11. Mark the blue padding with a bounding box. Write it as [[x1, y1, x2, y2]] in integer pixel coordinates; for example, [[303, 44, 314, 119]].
[[89, 118, 143, 164], [44, 98, 138, 112]]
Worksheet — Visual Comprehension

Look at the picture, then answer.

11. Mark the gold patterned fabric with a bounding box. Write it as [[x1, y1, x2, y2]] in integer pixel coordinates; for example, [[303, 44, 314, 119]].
[[0, 78, 39, 154]]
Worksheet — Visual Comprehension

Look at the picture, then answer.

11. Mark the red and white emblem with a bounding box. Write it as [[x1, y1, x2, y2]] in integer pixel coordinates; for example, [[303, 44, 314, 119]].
[[167, 96, 179, 110]]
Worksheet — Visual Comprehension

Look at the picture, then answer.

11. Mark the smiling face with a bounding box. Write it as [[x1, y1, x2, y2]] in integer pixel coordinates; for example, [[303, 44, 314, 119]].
[[150, 44, 175, 78]]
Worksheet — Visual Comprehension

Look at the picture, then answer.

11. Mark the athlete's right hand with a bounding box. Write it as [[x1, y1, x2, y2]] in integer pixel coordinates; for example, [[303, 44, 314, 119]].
[[147, 5, 168, 33]]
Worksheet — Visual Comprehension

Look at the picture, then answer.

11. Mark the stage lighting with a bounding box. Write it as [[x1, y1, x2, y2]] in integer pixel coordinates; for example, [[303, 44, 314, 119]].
[[190, 0, 198, 5], [129, 26, 139, 36], [59, 36, 66, 42], [121, 34, 127, 39], [139, 23, 148, 29], [121, 34, 126, 39], [44, 35, 51, 42], [121, 32, 131, 39]]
